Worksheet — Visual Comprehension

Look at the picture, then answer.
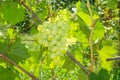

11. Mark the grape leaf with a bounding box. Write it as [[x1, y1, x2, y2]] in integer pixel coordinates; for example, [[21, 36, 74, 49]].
[[111, 67, 120, 80], [30, 27, 38, 34], [70, 42, 83, 64], [0, 66, 18, 80], [104, 0, 117, 9], [29, 45, 45, 64], [75, 15, 91, 39], [78, 69, 88, 80], [62, 54, 75, 71], [2, 0, 14, 2], [37, 1, 48, 22], [0, 39, 10, 54], [98, 68, 110, 80], [9, 38, 30, 63], [93, 21, 105, 40], [72, 30, 89, 47], [1, 2, 25, 25], [89, 72, 98, 80], [89, 68, 110, 80], [76, 1, 97, 15], [98, 45, 116, 71]]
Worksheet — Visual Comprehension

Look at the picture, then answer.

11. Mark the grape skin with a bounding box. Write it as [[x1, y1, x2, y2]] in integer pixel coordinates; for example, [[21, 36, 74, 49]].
[[37, 20, 70, 55]]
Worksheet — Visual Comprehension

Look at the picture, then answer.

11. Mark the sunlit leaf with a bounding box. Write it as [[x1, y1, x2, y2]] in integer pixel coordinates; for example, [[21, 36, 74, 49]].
[[70, 42, 83, 64], [98, 45, 116, 71], [74, 15, 91, 39], [93, 21, 105, 40]]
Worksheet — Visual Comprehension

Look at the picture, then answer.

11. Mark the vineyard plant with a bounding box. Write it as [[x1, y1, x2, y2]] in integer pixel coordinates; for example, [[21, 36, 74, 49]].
[[0, 0, 120, 80]]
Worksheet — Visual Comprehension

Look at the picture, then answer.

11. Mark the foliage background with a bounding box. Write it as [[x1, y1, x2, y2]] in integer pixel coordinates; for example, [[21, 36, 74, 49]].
[[0, 0, 120, 80]]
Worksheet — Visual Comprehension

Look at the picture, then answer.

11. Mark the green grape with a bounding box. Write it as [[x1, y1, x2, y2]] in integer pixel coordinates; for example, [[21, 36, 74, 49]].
[[47, 23, 53, 29], [37, 20, 70, 55], [47, 34, 54, 40], [51, 24, 58, 30], [51, 46, 58, 52], [46, 29, 51, 36], [43, 22, 49, 27], [58, 29, 63, 36], [57, 42, 65, 48], [54, 35, 60, 40], [51, 30, 58, 36], [50, 40, 58, 47], [60, 38, 67, 44], [43, 40, 49, 47], [49, 53, 57, 59]]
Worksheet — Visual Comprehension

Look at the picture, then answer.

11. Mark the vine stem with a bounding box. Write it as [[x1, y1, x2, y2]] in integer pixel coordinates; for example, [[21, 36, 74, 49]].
[[18, 0, 43, 24], [106, 56, 120, 61], [66, 52, 90, 75], [0, 53, 39, 80], [47, 0, 54, 22], [86, 1, 94, 72]]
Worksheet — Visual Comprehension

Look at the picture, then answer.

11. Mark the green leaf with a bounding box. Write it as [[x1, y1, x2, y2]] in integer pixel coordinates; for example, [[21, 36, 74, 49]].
[[89, 72, 98, 80], [104, 0, 117, 9], [111, 67, 120, 80], [0, 66, 17, 80], [9, 38, 30, 63], [98, 45, 116, 71], [78, 69, 88, 80], [70, 42, 83, 64], [89, 68, 110, 80], [0, 38, 30, 63], [76, 1, 97, 15], [1, 2, 25, 25], [93, 21, 105, 40], [29, 45, 44, 64], [75, 31, 89, 44], [98, 68, 110, 80], [0, 13, 2, 23], [37, 1, 48, 22], [0, 39, 10, 54], [30, 27, 38, 34], [74, 15, 91, 39], [2, 0, 13, 2], [62, 55, 75, 71], [7, 28, 16, 39]]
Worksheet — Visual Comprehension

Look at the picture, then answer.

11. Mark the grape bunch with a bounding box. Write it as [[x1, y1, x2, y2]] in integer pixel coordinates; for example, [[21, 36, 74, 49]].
[[37, 20, 70, 58]]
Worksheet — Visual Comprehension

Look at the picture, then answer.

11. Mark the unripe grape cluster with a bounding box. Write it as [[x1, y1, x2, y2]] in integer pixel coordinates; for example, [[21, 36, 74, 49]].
[[37, 20, 70, 58]]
